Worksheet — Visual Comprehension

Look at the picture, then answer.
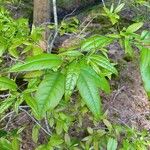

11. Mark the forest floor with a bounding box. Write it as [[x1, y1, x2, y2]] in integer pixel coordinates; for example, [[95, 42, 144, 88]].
[[1, 3, 150, 150], [6, 47, 150, 150]]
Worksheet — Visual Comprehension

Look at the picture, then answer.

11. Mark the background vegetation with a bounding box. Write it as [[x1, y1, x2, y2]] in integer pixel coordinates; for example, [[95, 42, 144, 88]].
[[0, 0, 150, 149]]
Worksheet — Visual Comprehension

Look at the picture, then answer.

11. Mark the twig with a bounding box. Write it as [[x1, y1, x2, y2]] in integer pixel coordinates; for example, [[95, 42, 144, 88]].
[[19, 107, 51, 136], [0, 94, 10, 98], [102, 0, 106, 7], [63, 8, 77, 20], [77, 15, 97, 38], [0, 111, 15, 122], [48, 0, 58, 53], [19, 105, 30, 108], [5, 113, 13, 130], [45, 113, 51, 133], [118, 0, 122, 5], [112, 86, 125, 102]]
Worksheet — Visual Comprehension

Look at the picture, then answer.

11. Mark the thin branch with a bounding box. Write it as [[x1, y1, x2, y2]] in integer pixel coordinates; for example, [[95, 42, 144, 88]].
[[19, 105, 30, 108], [112, 86, 126, 102], [77, 15, 97, 38], [19, 107, 51, 136], [0, 94, 10, 98], [102, 0, 106, 7], [118, 0, 122, 5], [48, 0, 58, 53], [45, 113, 51, 133], [0, 111, 15, 122], [5, 113, 13, 130], [63, 8, 77, 20]]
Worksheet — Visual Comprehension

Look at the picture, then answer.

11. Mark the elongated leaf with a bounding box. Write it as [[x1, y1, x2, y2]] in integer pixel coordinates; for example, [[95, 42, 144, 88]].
[[35, 145, 49, 150], [81, 66, 110, 93], [48, 134, 64, 147], [89, 55, 118, 75], [107, 138, 118, 150], [59, 50, 83, 57], [77, 69, 101, 119], [0, 77, 17, 91], [0, 138, 12, 150], [140, 47, 150, 98], [81, 35, 113, 52], [8, 48, 19, 58], [0, 46, 6, 57], [65, 62, 80, 100], [89, 60, 101, 74], [141, 30, 150, 44], [126, 22, 143, 33], [124, 38, 134, 57], [10, 54, 62, 72], [32, 125, 40, 143], [24, 94, 40, 120], [0, 97, 15, 114], [35, 72, 65, 119], [24, 71, 44, 78], [12, 137, 20, 150], [114, 3, 125, 13], [110, 4, 114, 13]]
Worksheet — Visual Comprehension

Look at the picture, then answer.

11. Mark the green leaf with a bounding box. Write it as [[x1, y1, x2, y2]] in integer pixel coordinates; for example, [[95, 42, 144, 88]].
[[110, 4, 114, 13], [10, 54, 62, 72], [81, 66, 110, 93], [48, 134, 64, 147], [81, 35, 113, 52], [114, 3, 125, 13], [8, 48, 19, 58], [0, 138, 12, 150], [59, 50, 83, 57], [110, 14, 119, 25], [35, 72, 65, 119], [65, 62, 80, 100], [126, 22, 143, 33], [0, 97, 15, 114], [77, 68, 101, 119], [140, 47, 150, 98], [12, 137, 20, 150], [98, 75, 111, 93], [124, 38, 134, 57], [103, 119, 112, 131], [56, 120, 63, 135], [89, 54, 118, 75], [141, 30, 150, 44], [89, 60, 102, 74], [36, 144, 50, 150], [32, 125, 40, 143], [24, 71, 44, 79], [0, 77, 17, 91], [0, 46, 6, 57], [107, 138, 118, 150], [0, 130, 8, 138], [24, 94, 40, 120], [64, 134, 71, 145]]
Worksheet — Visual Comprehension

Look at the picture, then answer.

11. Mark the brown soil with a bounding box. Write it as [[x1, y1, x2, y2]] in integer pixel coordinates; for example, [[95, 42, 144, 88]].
[[104, 43, 150, 130]]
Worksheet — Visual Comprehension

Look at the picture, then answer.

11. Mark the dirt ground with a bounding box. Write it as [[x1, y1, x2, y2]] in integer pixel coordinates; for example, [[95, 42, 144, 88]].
[[105, 43, 150, 130]]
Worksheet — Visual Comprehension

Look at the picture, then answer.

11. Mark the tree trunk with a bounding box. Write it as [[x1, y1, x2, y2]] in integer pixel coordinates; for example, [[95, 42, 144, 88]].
[[33, 0, 51, 26], [33, 0, 51, 50]]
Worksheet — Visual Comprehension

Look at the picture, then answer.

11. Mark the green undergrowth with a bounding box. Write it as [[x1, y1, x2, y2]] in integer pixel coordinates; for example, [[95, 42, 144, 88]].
[[0, 1, 150, 149]]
